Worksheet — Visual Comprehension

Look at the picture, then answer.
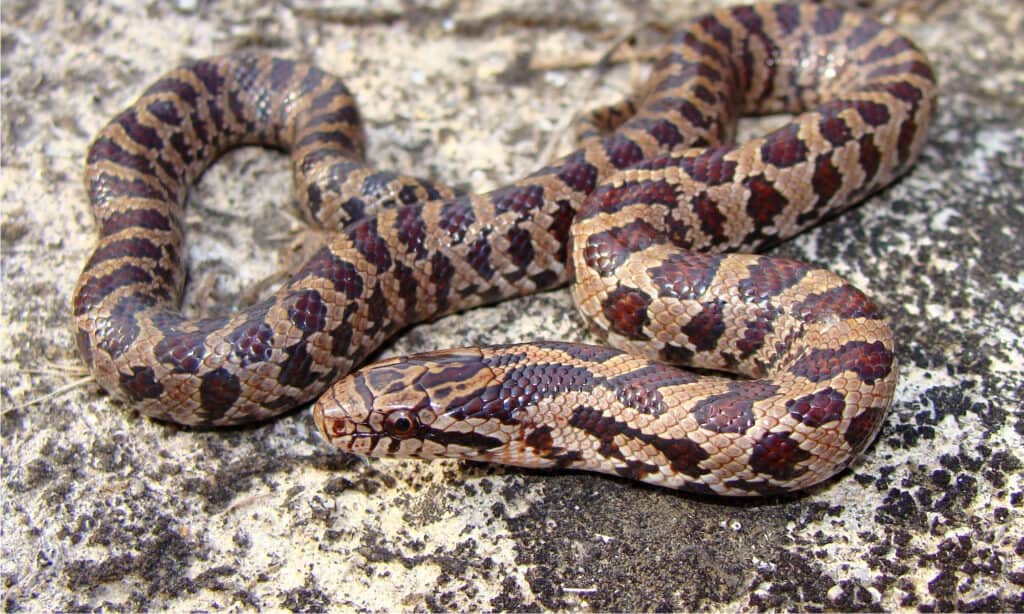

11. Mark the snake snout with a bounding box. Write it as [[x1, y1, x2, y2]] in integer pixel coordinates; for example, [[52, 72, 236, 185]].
[[312, 376, 371, 446]]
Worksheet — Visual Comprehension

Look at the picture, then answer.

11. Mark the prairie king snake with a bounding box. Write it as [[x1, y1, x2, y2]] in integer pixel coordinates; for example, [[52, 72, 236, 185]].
[[73, 3, 935, 495]]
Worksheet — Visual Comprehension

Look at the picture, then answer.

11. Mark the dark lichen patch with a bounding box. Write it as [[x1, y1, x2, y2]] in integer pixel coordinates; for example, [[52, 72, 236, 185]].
[[500, 475, 817, 610], [353, 524, 503, 608], [179, 453, 290, 513], [63, 513, 203, 606], [279, 575, 332, 613]]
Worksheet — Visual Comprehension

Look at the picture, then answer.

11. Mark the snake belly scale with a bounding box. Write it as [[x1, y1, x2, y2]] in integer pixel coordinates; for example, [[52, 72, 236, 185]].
[[73, 3, 935, 495]]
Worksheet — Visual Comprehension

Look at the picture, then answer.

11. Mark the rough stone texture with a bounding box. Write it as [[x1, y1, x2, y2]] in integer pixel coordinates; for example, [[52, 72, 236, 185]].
[[2, 0, 1021, 611]]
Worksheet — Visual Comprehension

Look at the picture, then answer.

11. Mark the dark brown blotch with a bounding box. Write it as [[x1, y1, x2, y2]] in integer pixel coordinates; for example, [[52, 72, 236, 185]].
[[760, 124, 809, 168], [74, 264, 154, 317], [601, 286, 652, 340], [867, 61, 934, 84], [608, 363, 697, 416], [737, 257, 811, 301], [615, 459, 660, 481], [640, 117, 685, 148], [648, 251, 721, 301], [492, 184, 545, 218], [749, 431, 810, 480], [731, 5, 764, 32], [226, 311, 276, 364], [116, 110, 163, 150], [391, 261, 420, 322], [466, 235, 494, 281], [845, 17, 883, 49], [155, 328, 211, 373], [583, 219, 659, 277], [199, 367, 242, 419], [602, 136, 645, 170], [98, 206, 172, 237], [679, 147, 737, 186], [85, 237, 165, 271], [681, 300, 726, 351], [692, 381, 776, 434], [286, 289, 328, 334], [439, 200, 476, 244], [429, 252, 455, 312], [145, 77, 199, 107], [796, 285, 881, 322], [557, 155, 599, 193], [145, 98, 184, 128], [811, 153, 843, 211], [857, 134, 882, 187], [395, 205, 428, 259], [773, 3, 801, 35], [812, 5, 843, 35], [524, 426, 554, 455], [361, 171, 399, 202], [329, 303, 360, 358], [735, 307, 778, 360], [350, 218, 392, 270], [692, 192, 728, 245], [698, 13, 733, 48], [787, 387, 846, 427], [864, 37, 916, 64], [88, 136, 159, 178], [296, 247, 363, 298], [269, 57, 296, 91], [416, 357, 490, 392], [120, 366, 165, 402], [296, 130, 358, 157], [277, 342, 317, 390], [364, 283, 390, 338], [818, 112, 852, 147], [845, 406, 887, 456], [504, 226, 534, 279], [570, 405, 710, 478], [788, 340, 894, 384], [546, 198, 576, 252], [896, 117, 919, 169], [190, 59, 227, 98], [539, 341, 623, 364], [742, 175, 789, 244]]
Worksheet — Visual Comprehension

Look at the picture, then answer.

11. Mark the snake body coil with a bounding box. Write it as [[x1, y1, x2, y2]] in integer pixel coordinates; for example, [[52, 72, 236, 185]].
[[74, 3, 935, 494]]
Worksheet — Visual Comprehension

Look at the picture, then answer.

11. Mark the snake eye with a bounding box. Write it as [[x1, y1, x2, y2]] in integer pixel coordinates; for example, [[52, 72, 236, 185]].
[[384, 410, 419, 439]]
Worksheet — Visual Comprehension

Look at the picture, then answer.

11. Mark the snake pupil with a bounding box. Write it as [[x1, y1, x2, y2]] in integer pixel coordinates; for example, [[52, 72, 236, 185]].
[[386, 412, 418, 438]]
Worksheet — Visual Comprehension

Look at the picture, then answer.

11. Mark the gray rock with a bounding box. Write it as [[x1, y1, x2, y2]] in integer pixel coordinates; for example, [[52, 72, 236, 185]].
[[2, 0, 1021, 610]]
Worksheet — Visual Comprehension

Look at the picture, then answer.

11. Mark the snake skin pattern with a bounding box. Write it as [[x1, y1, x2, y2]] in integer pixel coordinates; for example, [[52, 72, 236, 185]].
[[74, 3, 935, 495]]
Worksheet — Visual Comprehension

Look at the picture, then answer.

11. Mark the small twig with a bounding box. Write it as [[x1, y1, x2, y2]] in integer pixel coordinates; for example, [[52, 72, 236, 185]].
[[538, 23, 657, 165], [17, 376, 95, 409], [21, 363, 89, 378], [283, 0, 405, 25], [528, 38, 663, 73]]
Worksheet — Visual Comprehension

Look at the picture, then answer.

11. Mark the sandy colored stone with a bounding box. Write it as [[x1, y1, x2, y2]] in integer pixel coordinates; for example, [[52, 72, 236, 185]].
[[2, 0, 1021, 610]]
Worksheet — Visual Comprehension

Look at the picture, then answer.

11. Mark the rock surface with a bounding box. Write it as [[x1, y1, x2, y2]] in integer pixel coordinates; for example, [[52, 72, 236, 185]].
[[2, 0, 1021, 610]]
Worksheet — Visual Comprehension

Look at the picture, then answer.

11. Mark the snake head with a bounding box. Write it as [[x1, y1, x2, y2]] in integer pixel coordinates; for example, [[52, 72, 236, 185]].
[[313, 348, 511, 461]]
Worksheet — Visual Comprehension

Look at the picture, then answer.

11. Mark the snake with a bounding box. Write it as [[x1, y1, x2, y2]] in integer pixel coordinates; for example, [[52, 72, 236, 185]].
[[73, 3, 935, 495]]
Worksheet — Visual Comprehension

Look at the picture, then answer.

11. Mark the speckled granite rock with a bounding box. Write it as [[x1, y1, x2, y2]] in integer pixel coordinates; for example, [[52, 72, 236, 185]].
[[2, 0, 1021, 611]]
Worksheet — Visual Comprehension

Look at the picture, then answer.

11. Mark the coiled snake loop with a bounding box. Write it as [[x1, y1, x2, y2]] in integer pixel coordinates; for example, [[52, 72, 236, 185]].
[[73, 3, 935, 494]]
